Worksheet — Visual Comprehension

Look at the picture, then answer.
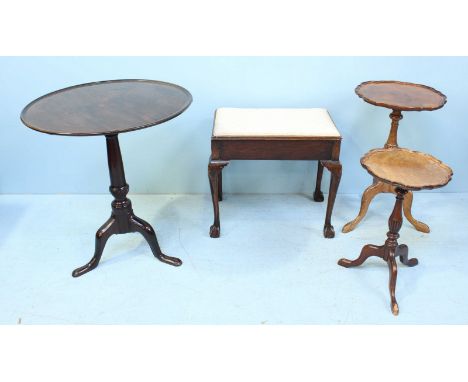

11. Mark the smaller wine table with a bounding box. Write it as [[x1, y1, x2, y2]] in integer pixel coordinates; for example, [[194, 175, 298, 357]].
[[338, 147, 452, 315], [21, 79, 192, 277]]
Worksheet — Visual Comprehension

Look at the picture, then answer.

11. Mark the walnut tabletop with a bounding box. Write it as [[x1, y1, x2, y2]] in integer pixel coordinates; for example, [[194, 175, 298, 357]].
[[21, 79, 192, 136], [355, 81, 446, 111], [361, 148, 453, 191]]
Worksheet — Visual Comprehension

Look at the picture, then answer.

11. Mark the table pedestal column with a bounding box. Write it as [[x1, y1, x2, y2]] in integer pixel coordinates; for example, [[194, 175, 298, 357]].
[[338, 188, 418, 315], [72, 134, 182, 277]]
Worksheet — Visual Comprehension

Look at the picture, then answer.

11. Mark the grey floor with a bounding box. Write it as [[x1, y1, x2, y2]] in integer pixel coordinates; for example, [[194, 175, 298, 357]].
[[0, 193, 467, 324]]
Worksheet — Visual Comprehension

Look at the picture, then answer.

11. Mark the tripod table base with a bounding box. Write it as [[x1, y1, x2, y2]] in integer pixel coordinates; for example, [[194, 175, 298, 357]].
[[72, 134, 182, 277], [338, 187, 418, 315]]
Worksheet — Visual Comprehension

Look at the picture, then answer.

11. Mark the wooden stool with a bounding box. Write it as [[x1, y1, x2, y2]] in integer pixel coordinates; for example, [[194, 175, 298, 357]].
[[343, 81, 447, 234], [338, 147, 452, 315], [208, 108, 342, 238]]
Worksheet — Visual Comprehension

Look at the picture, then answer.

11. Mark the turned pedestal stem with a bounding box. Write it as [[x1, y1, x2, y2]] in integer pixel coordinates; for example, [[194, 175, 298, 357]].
[[385, 110, 402, 149], [384, 187, 405, 251], [107, 134, 133, 232]]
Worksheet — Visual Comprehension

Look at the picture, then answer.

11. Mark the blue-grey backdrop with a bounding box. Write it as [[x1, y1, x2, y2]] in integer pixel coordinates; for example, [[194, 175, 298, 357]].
[[0, 57, 465, 194]]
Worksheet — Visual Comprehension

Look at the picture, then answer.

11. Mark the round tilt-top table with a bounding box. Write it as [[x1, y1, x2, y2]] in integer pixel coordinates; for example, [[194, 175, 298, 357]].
[[342, 80, 447, 234], [21, 79, 192, 277], [338, 147, 452, 315]]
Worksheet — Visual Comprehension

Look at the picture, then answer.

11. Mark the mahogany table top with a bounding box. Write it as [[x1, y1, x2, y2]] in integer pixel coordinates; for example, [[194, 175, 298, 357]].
[[21, 79, 192, 136], [355, 81, 446, 111]]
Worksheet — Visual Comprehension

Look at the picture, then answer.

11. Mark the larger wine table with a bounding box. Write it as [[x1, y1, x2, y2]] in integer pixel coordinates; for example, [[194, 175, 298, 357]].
[[21, 79, 192, 277]]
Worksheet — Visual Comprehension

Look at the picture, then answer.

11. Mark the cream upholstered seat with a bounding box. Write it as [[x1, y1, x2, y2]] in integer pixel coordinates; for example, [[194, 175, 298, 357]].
[[213, 107, 341, 138]]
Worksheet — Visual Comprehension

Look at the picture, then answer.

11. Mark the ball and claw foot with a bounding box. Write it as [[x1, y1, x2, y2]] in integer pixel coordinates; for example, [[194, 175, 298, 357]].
[[313, 190, 324, 202], [323, 225, 335, 238], [210, 225, 220, 238], [391, 302, 399, 316]]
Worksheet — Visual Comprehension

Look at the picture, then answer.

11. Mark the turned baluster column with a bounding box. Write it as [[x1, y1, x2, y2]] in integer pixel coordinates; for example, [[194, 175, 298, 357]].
[[385, 110, 403, 149], [106, 134, 134, 232]]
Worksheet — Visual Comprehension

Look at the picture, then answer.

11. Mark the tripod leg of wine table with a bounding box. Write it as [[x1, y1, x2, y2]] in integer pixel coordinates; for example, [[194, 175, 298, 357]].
[[338, 188, 419, 315], [72, 134, 182, 278], [342, 178, 430, 234], [402, 190, 430, 233]]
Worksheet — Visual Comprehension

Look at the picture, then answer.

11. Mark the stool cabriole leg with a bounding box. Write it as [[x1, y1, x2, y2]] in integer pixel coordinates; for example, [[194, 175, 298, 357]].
[[313, 161, 325, 202], [218, 168, 223, 201], [72, 134, 181, 277], [321, 160, 342, 238], [208, 157, 229, 238]]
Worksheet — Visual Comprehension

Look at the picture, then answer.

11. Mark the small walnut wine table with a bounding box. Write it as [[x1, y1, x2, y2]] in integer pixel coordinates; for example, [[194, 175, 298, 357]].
[[343, 81, 447, 234], [338, 148, 452, 315], [21, 79, 192, 277]]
